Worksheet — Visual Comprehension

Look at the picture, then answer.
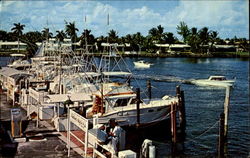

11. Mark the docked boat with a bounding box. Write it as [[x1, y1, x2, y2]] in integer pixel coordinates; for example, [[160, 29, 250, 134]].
[[7, 54, 31, 70], [133, 60, 153, 68], [8, 59, 31, 70], [85, 82, 178, 126], [191, 76, 235, 87]]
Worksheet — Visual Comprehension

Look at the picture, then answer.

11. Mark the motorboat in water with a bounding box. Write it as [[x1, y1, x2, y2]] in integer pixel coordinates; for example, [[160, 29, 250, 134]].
[[191, 76, 235, 87], [133, 60, 153, 68]]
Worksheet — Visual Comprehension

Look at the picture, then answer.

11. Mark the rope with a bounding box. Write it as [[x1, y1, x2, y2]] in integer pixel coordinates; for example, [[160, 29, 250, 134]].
[[185, 119, 220, 143]]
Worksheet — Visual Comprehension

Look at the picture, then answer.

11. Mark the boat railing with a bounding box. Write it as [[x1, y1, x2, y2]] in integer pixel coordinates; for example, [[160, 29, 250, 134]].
[[29, 87, 48, 104]]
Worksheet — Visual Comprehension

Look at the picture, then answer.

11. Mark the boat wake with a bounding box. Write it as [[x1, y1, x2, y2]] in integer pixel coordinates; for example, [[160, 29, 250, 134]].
[[133, 74, 193, 84]]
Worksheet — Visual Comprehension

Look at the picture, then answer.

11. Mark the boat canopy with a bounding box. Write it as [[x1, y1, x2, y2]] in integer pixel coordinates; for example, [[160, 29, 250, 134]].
[[0, 67, 31, 80], [208, 76, 226, 80], [102, 71, 132, 76]]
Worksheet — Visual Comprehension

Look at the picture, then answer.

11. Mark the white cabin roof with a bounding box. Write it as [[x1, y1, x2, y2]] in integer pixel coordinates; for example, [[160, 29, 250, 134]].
[[209, 76, 226, 78], [0, 67, 31, 79]]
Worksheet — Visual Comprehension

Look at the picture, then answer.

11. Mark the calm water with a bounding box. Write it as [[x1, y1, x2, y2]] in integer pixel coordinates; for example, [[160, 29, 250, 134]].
[[125, 57, 249, 157], [0, 57, 249, 157]]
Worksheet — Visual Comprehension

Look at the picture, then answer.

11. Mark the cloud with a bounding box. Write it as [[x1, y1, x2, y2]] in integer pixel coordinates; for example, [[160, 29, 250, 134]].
[[164, 0, 249, 38], [0, 0, 248, 39]]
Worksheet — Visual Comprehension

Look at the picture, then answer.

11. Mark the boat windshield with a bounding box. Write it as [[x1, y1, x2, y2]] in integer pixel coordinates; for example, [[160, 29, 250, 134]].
[[114, 98, 130, 107], [210, 77, 226, 81]]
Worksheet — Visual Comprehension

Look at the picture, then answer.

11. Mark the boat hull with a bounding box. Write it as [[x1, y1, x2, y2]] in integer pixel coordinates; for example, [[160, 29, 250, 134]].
[[93, 105, 170, 126], [191, 80, 234, 87], [133, 62, 151, 68]]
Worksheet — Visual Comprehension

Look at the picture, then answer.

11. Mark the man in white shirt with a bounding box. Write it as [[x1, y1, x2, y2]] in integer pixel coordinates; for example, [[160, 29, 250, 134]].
[[107, 118, 122, 154]]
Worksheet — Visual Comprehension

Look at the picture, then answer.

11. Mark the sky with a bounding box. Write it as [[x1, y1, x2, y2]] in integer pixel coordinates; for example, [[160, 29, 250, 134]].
[[0, 0, 249, 39]]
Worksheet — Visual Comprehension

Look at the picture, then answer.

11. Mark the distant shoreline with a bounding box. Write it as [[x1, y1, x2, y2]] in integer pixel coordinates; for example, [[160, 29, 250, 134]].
[[0, 51, 249, 58]]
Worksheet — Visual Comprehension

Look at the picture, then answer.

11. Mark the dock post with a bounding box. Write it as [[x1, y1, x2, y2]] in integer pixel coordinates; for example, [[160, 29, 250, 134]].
[[136, 88, 140, 127], [218, 113, 225, 157], [176, 85, 186, 140], [179, 90, 186, 139], [171, 102, 177, 154], [224, 86, 231, 138], [176, 86, 181, 97], [36, 103, 40, 128], [147, 80, 151, 100]]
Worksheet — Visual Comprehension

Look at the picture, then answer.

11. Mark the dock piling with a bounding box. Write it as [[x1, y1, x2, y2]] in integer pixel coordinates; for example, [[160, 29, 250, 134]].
[[224, 86, 231, 138], [171, 102, 177, 154], [136, 88, 140, 127], [176, 86, 181, 96], [147, 80, 152, 100], [179, 90, 186, 138], [218, 113, 225, 157], [176, 86, 186, 139]]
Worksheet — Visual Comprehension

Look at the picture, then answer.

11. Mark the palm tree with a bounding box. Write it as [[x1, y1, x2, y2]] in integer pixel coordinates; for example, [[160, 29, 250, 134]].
[[0, 30, 8, 41], [55, 30, 66, 42], [96, 35, 106, 52], [11, 23, 25, 53], [108, 29, 118, 43], [80, 29, 95, 51], [176, 21, 190, 43], [187, 27, 200, 53], [209, 31, 218, 52], [23, 31, 43, 56], [198, 27, 210, 53], [163, 32, 175, 53], [42, 28, 53, 41], [133, 32, 145, 53], [65, 21, 79, 43], [125, 34, 136, 51], [163, 32, 175, 45], [148, 25, 165, 43]]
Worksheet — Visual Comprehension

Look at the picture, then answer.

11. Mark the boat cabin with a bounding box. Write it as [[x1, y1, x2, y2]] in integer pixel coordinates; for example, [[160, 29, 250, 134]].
[[208, 76, 226, 81]]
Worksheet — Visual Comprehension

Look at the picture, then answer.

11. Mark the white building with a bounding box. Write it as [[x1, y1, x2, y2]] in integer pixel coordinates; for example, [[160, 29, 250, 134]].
[[0, 41, 27, 51]]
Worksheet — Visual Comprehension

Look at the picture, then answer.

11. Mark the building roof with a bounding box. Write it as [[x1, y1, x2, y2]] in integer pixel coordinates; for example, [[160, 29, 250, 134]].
[[214, 45, 236, 49], [155, 44, 191, 48], [101, 43, 131, 47]]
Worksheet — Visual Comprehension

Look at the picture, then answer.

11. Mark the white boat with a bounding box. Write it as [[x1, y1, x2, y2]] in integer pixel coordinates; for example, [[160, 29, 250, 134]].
[[133, 60, 153, 68], [85, 82, 178, 126], [8, 59, 31, 70], [191, 76, 235, 87]]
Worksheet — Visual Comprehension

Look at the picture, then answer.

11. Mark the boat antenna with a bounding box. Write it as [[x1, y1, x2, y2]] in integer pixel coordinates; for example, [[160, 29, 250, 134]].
[[46, 17, 49, 42], [107, 5, 110, 49], [84, 1, 88, 53], [84, 15, 88, 53]]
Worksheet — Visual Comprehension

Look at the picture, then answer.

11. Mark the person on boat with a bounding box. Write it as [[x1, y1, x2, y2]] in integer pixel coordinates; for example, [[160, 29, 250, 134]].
[[14, 85, 20, 104], [107, 118, 122, 154]]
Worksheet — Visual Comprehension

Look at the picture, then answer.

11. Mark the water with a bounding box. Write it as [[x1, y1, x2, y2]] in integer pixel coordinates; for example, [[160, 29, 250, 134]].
[[126, 57, 249, 157], [0, 57, 249, 157]]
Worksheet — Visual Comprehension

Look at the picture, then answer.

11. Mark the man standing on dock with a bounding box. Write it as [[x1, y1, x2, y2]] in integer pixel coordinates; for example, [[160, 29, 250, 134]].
[[107, 118, 122, 154]]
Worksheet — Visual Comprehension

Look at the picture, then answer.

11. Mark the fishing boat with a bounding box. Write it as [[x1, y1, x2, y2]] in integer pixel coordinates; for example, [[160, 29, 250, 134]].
[[85, 82, 178, 126], [7, 54, 31, 70], [7, 59, 31, 70], [133, 60, 153, 68], [191, 76, 235, 87]]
